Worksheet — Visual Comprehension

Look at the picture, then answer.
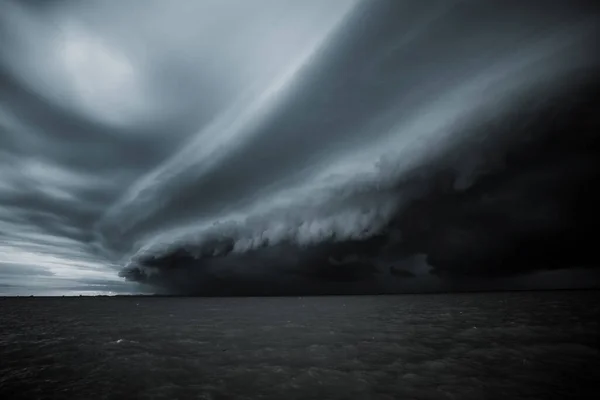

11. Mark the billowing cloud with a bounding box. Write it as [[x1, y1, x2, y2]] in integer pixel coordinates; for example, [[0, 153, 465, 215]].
[[1, 0, 599, 295]]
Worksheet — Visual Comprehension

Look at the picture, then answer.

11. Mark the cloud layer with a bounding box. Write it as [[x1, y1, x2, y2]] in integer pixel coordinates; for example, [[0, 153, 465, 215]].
[[1, 0, 599, 294]]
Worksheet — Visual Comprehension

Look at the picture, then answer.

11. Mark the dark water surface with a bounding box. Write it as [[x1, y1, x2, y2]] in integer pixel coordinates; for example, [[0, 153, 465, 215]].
[[1, 291, 599, 400]]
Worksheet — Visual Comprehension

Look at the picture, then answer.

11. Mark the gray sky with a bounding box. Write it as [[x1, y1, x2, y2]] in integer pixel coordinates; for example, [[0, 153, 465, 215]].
[[1, 0, 598, 295]]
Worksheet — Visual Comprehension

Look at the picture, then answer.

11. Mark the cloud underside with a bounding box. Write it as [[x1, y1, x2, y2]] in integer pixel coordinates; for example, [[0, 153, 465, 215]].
[[1, 0, 599, 294], [122, 74, 600, 294]]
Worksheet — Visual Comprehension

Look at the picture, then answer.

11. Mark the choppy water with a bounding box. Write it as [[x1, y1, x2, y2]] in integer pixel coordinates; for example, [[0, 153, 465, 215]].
[[1, 291, 599, 400]]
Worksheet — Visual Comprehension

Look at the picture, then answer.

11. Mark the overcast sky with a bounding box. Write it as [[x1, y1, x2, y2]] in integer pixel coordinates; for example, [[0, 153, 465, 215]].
[[1, 0, 599, 295]]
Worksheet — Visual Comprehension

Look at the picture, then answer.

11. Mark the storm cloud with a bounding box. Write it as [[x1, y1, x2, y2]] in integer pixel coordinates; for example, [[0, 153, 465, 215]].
[[1, 0, 599, 295]]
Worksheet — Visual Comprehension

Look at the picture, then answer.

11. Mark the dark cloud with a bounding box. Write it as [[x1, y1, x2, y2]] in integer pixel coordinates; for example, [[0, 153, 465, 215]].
[[388, 76, 600, 278], [124, 66, 600, 294], [389, 267, 416, 279], [1, 0, 599, 294]]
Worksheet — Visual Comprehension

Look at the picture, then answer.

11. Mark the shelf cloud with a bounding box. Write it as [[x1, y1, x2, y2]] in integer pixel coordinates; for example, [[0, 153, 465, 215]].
[[1, 0, 599, 295]]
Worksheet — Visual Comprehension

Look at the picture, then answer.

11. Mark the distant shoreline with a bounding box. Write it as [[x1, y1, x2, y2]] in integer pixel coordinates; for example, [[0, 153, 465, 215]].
[[1, 287, 599, 299]]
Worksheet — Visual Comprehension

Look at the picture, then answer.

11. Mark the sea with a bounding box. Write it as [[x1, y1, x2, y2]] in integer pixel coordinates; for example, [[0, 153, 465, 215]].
[[1, 291, 599, 400]]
